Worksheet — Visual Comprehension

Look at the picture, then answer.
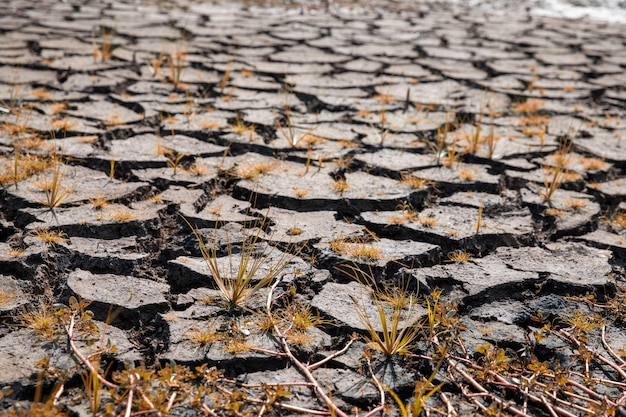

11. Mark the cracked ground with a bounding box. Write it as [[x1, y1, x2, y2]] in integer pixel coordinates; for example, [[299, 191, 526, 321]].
[[1, 0, 626, 415]]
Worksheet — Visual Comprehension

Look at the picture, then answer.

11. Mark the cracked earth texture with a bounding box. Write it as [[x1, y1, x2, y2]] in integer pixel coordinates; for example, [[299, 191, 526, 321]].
[[1, 0, 626, 416]]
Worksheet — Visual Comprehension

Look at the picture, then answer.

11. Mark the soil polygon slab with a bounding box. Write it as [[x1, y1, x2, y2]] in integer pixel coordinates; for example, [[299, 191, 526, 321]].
[[109, 133, 226, 162], [589, 178, 626, 200], [339, 58, 383, 73], [178, 194, 260, 229], [0, 328, 73, 386], [385, 80, 468, 107], [131, 166, 217, 186], [521, 188, 601, 236], [532, 151, 612, 176], [229, 73, 282, 91], [270, 29, 322, 42], [0, 66, 58, 84], [362, 204, 534, 246], [0, 275, 28, 313], [460, 319, 528, 353], [51, 136, 100, 159], [67, 269, 169, 312], [439, 191, 512, 209], [485, 59, 539, 75], [411, 164, 500, 191], [0, 240, 47, 276], [0, 112, 100, 138], [161, 316, 215, 363], [160, 112, 233, 134], [353, 110, 441, 134], [353, 148, 438, 173], [24, 201, 162, 239], [8, 165, 150, 207], [497, 243, 613, 286], [202, 333, 284, 370], [261, 207, 364, 244], [236, 168, 423, 212], [214, 90, 285, 110], [421, 58, 488, 80], [64, 236, 149, 271], [409, 243, 611, 304], [169, 247, 308, 290], [238, 367, 323, 410], [535, 52, 590, 66], [288, 121, 360, 142], [334, 359, 414, 405], [65, 100, 143, 125], [478, 75, 527, 92], [251, 60, 334, 75], [574, 230, 626, 261], [574, 128, 626, 162], [312, 281, 426, 332], [314, 237, 439, 270], [333, 43, 417, 58]]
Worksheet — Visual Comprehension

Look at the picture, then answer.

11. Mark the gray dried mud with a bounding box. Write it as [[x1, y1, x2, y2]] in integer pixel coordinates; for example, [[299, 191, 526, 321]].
[[0, 0, 625, 414]]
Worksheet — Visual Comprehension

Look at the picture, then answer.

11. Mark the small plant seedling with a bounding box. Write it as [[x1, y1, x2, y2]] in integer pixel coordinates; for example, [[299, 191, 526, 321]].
[[236, 162, 275, 180], [107, 209, 136, 222], [338, 264, 421, 357], [230, 114, 257, 140], [108, 159, 115, 180], [167, 48, 187, 89], [417, 214, 438, 228], [331, 178, 349, 195], [330, 235, 383, 261], [14, 303, 60, 341], [93, 26, 114, 62], [32, 153, 75, 213], [186, 162, 210, 176], [186, 322, 222, 346], [275, 88, 316, 147], [446, 250, 473, 263], [0, 288, 17, 308], [286, 226, 303, 236], [564, 198, 587, 210], [181, 214, 302, 310], [442, 136, 460, 167], [220, 63, 231, 93], [388, 208, 419, 225], [351, 286, 421, 357], [540, 141, 573, 201], [275, 106, 315, 147], [33, 228, 67, 244], [89, 195, 109, 209], [399, 173, 432, 189], [166, 152, 186, 175], [612, 211, 626, 229], [457, 168, 475, 180], [387, 354, 445, 417], [150, 50, 166, 77], [545, 207, 566, 217], [426, 112, 453, 164], [476, 204, 483, 233], [292, 188, 309, 198], [50, 117, 77, 134], [1, 150, 25, 188]]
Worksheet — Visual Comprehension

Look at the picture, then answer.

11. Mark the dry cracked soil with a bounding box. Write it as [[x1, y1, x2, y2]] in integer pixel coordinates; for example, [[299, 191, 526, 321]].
[[1, 0, 626, 416]]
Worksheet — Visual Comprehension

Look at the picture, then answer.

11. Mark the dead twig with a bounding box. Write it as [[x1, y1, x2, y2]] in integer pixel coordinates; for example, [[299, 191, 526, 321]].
[[267, 279, 350, 417]]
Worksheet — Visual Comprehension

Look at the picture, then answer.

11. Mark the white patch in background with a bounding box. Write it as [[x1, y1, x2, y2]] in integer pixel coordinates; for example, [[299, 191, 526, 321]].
[[439, 0, 626, 23], [529, 0, 626, 23]]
